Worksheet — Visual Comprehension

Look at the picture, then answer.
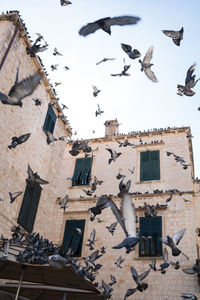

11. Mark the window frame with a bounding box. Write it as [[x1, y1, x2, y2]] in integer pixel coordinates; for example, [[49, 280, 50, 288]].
[[139, 216, 163, 257]]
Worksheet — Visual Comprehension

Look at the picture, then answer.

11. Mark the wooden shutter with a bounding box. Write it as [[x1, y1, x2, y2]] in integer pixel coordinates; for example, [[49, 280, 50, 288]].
[[140, 150, 160, 181], [17, 182, 42, 232], [79, 158, 92, 184], [43, 105, 56, 134], [72, 159, 85, 185], [72, 158, 92, 186], [62, 220, 85, 257]]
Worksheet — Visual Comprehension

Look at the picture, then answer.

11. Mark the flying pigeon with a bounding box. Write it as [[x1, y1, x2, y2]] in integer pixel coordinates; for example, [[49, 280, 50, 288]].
[[109, 274, 117, 286], [96, 58, 116, 65], [27, 164, 49, 185], [139, 46, 158, 82], [130, 266, 150, 292], [79, 15, 141, 36], [32, 98, 43, 106], [121, 43, 141, 59], [9, 191, 23, 203], [92, 85, 101, 97], [46, 131, 58, 144], [8, 133, 31, 149], [114, 255, 125, 268], [0, 68, 42, 107], [112, 180, 140, 253], [162, 27, 184, 46], [60, 0, 72, 6], [180, 294, 197, 300], [160, 228, 186, 256], [116, 172, 126, 180], [86, 229, 96, 250], [101, 280, 113, 299], [105, 147, 121, 164], [95, 104, 104, 117], [53, 47, 63, 56], [106, 222, 118, 235], [177, 64, 200, 97], [58, 194, 69, 212], [51, 64, 59, 71], [111, 59, 131, 77]]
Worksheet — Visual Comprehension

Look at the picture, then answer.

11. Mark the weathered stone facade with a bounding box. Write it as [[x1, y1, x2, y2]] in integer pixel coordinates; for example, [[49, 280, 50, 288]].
[[0, 11, 200, 300]]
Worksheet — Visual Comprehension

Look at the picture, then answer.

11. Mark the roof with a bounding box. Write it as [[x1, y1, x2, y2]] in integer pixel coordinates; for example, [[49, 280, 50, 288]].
[[0, 260, 104, 300]]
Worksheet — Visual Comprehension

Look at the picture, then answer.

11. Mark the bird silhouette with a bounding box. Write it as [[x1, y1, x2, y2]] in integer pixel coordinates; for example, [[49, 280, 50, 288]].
[[0, 68, 42, 107], [121, 43, 141, 59], [139, 46, 158, 82], [79, 15, 141, 36], [8, 133, 31, 149], [177, 64, 200, 97], [162, 27, 184, 46]]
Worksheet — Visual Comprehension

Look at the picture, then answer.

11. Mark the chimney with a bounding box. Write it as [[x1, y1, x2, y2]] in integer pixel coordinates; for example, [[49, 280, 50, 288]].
[[104, 119, 119, 137]]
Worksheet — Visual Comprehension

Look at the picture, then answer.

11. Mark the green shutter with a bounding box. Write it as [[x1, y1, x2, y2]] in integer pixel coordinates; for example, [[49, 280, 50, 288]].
[[140, 150, 160, 181], [72, 157, 92, 186], [43, 105, 56, 134], [62, 219, 85, 257], [70, 220, 85, 256], [62, 220, 76, 251], [17, 182, 41, 232]]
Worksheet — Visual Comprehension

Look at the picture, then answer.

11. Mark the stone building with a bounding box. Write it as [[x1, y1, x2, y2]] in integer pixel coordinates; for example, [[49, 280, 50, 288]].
[[0, 11, 200, 300], [64, 120, 200, 300]]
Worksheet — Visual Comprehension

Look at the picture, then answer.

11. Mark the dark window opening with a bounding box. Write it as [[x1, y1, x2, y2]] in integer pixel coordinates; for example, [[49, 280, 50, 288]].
[[139, 216, 162, 257], [62, 219, 85, 257], [17, 182, 42, 233], [72, 157, 92, 186], [140, 150, 160, 181]]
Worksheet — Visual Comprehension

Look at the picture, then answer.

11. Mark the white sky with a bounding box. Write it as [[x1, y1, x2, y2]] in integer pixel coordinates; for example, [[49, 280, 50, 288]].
[[1, 0, 200, 177]]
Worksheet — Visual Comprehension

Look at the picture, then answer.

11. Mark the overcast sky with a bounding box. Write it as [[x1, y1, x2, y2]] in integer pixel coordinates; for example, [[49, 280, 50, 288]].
[[1, 0, 200, 177]]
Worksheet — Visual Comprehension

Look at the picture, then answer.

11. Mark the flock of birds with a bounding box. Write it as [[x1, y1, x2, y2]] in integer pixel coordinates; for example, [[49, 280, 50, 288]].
[[0, 5, 199, 300]]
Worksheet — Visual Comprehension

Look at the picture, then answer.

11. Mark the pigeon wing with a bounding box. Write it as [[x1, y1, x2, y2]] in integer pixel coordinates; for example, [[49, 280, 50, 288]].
[[172, 228, 186, 245], [121, 43, 132, 54], [79, 22, 100, 36], [109, 199, 127, 235], [139, 268, 151, 281], [109, 16, 141, 26], [162, 30, 179, 39], [160, 236, 170, 246], [18, 133, 31, 144], [27, 164, 34, 180], [9, 72, 42, 101], [143, 46, 153, 63], [185, 64, 196, 86], [122, 193, 137, 236], [182, 267, 196, 275], [144, 67, 158, 82], [130, 266, 139, 282]]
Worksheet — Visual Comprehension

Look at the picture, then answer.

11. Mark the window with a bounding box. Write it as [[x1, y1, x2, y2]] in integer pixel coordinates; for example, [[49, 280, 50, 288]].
[[62, 219, 85, 257], [17, 182, 42, 233], [43, 104, 57, 134], [139, 216, 162, 257], [72, 157, 92, 186], [140, 150, 160, 181]]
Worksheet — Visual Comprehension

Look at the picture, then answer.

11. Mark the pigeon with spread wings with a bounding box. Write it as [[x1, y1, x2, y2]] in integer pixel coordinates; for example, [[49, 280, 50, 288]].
[[8, 133, 31, 149], [112, 180, 140, 253], [160, 228, 186, 256], [105, 147, 121, 164], [79, 15, 141, 36], [121, 43, 141, 59], [139, 46, 158, 82], [162, 27, 184, 46], [0, 67, 42, 107], [177, 64, 200, 97]]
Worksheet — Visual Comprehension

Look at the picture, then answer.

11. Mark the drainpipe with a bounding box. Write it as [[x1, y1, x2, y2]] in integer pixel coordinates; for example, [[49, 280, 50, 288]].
[[0, 25, 19, 71]]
